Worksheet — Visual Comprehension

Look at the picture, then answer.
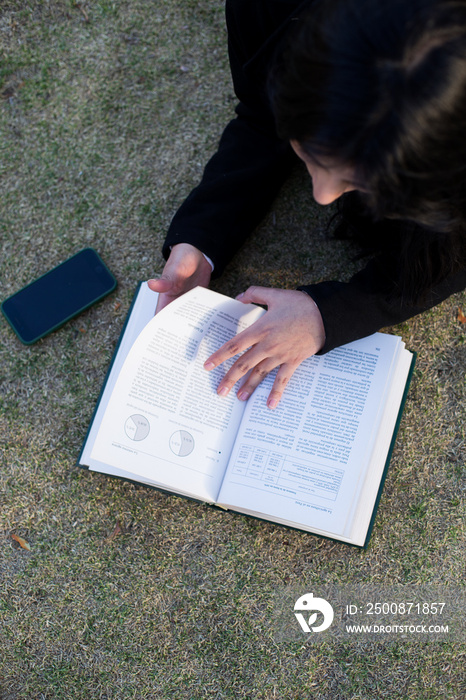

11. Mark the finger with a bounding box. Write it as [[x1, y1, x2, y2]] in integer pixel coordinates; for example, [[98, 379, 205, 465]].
[[148, 278, 176, 315], [235, 359, 294, 407], [155, 292, 173, 314], [203, 327, 260, 371], [235, 358, 280, 401], [236, 286, 276, 307], [147, 277, 173, 294], [215, 347, 270, 397], [265, 363, 296, 409]]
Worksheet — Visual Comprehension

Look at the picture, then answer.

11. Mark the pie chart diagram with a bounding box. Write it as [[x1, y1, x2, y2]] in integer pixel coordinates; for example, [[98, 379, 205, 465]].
[[169, 430, 195, 457], [125, 414, 150, 441]]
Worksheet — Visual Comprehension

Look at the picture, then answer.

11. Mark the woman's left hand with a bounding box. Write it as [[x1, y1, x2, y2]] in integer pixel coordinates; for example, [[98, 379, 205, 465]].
[[203, 286, 326, 408]]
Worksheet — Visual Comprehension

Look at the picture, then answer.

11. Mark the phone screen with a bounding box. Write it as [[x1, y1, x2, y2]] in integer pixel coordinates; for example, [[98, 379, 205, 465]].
[[1, 248, 117, 344]]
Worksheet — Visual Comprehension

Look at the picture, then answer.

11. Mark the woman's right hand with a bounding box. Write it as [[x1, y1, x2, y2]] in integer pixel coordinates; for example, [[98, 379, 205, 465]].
[[148, 243, 212, 313]]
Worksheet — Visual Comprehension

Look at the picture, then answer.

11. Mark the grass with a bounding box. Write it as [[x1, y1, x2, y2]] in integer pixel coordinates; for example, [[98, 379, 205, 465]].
[[1, 1, 465, 698]]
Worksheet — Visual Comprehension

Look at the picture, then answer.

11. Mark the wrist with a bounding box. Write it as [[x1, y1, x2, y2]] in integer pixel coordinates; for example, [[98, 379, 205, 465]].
[[298, 289, 326, 353]]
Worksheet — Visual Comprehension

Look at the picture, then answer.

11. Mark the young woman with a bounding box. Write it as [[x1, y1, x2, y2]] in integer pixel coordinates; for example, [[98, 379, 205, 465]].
[[149, 0, 466, 407]]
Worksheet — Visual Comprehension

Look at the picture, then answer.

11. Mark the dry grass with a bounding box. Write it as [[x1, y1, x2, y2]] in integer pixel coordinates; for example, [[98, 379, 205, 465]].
[[1, 1, 465, 698]]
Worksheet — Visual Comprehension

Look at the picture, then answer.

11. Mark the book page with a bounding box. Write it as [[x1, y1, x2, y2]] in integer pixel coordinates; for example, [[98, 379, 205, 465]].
[[345, 347, 414, 545], [88, 287, 265, 502], [80, 283, 157, 468], [217, 333, 405, 539]]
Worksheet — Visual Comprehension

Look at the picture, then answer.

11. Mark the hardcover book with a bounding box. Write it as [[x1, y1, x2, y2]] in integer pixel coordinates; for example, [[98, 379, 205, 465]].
[[79, 284, 414, 547]]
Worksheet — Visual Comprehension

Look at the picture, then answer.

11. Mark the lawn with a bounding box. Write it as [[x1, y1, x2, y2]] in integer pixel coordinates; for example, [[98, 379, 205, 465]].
[[0, 1, 465, 698]]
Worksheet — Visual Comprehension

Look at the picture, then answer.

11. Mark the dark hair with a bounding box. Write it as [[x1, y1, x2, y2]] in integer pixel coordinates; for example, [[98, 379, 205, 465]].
[[269, 0, 466, 299]]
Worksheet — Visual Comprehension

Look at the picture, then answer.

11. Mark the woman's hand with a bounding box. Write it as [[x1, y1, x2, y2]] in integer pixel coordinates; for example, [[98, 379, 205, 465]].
[[148, 243, 212, 313], [203, 286, 326, 408]]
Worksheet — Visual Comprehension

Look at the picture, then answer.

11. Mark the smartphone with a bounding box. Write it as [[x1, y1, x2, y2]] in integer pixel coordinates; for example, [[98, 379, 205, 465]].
[[1, 248, 117, 344]]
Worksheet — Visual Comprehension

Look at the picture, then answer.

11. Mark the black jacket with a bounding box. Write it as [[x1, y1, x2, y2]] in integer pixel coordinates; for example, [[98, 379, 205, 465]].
[[163, 0, 466, 352]]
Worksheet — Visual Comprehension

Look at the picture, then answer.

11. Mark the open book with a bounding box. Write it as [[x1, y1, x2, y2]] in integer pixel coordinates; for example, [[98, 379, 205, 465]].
[[79, 284, 415, 547]]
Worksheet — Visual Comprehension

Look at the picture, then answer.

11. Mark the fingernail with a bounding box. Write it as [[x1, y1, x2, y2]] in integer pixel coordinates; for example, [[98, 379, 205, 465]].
[[267, 397, 278, 409], [218, 386, 229, 397], [238, 391, 250, 401], [204, 361, 215, 370], [236, 292, 244, 300]]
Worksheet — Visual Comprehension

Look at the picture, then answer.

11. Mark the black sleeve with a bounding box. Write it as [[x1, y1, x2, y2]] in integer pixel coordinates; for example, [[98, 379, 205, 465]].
[[301, 254, 466, 354], [163, 0, 309, 276], [163, 115, 295, 278]]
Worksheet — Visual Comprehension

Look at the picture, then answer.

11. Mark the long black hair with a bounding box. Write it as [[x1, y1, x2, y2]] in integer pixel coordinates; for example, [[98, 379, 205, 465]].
[[269, 0, 466, 300]]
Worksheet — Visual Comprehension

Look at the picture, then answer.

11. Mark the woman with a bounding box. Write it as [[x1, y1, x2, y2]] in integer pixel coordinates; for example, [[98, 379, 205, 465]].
[[149, 0, 466, 407]]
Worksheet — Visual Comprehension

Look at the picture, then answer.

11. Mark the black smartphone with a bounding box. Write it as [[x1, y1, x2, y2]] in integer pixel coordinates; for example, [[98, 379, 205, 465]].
[[1, 248, 117, 344]]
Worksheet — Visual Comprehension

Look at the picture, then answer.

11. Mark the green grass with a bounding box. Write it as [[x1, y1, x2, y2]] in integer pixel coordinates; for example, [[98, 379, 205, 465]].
[[1, 1, 465, 698]]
